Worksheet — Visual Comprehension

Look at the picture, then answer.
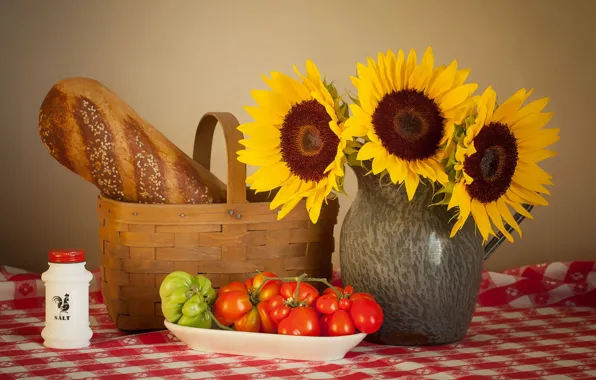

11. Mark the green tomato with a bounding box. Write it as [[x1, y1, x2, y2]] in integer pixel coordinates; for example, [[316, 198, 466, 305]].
[[177, 294, 213, 328], [159, 271, 216, 326]]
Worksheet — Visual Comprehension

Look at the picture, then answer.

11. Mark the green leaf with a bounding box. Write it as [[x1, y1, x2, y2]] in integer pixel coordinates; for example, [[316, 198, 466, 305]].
[[348, 93, 361, 107]]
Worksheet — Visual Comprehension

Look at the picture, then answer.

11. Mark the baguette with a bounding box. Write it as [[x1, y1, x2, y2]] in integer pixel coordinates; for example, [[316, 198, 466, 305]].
[[38, 77, 227, 204]]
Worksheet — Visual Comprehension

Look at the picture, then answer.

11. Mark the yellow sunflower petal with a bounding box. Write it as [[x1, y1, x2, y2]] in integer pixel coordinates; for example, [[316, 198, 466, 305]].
[[486, 202, 513, 243], [450, 185, 472, 237], [238, 122, 281, 139], [473, 86, 495, 128], [293, 64, 318, 94], [439, 83, 478, 112], [484, 88, 497, 122], [509, 183, 548, 206], [511, 112, 554, 134], [305, 60, 322, 85], [342, 124, 368, 139], [367, 130, 381, 144], [426, 159, 448, 183], [490, 88, 527, 123], [453, 68, 470, 88], [517, 128, 560, 152], [311, 91, 339, 124], [516, 161, 553, 185], [505, 195, 535, 221], [376, 52, 390, 94], [354, 79, 375, 114], [470, 200, 494, 242], [306, 60, 335, 106], [512, 171, 551, 195], [509, 97, 550, 125], [368, 56, 388, 95], [350, 76, 362, 91], [357, 142, 384, 161], [269, 177, 301, 210], [413, 160, 434, 179], [262, 72, 311, 102], [244, 106, 283, 127], [342, 107, 370, 138], [404, 48, 417, 89], [350, 103, 372, 122], [357, 62, 382, 101], [404, 168, 420, 200], [250, 89, 292, 117], [372, 150, 389, 174], [277, 193, 304, 220], [523, 149, 557, 163], [448, 181, 466, 210], [307, 189, 326, 223], [238, 136, 279, 150], [412, 46, 433, 91], [497, 198, 522, 237], [428, 61, 457, 99], [395, 49, 405, 91], [246, 162, 291, 191], [385, 50, 397, 91], [386, 155, 406, 184], [237, 149, 281, 166]]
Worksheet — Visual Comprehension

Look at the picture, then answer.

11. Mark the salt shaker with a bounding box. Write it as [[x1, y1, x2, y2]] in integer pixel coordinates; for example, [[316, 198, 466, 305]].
[[41, 250, 93, 349]]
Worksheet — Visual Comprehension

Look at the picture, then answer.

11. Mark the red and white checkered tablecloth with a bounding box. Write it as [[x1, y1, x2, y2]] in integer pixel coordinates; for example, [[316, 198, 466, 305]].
[[1, 262, 595, 379]]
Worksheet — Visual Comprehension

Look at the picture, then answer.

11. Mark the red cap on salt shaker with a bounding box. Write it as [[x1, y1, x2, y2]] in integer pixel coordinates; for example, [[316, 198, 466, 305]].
[[49, 250, 85, 263]]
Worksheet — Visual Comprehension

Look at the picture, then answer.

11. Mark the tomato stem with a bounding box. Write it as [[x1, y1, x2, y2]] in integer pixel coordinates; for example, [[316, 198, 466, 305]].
[[294, 273, 307, 304], [255, 270, 343, 299], [207, 309, 234, 331]]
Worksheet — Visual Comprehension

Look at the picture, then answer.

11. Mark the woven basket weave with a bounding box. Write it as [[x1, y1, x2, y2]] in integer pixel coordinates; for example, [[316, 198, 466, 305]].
[[98, 112, 339, 331]]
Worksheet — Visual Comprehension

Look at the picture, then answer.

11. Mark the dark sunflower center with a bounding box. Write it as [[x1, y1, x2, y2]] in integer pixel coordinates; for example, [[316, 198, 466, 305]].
[[395, 111, 426, 141], [280, 100, 338, 182], [299, 125, 323, 156], [372, 89, 445, 161], [464, 122, 518, 203], [480, 146, 504, 182]]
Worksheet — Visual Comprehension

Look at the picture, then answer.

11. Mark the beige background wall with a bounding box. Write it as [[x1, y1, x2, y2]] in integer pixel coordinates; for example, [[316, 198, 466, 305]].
[[1, 0, 594, 274]]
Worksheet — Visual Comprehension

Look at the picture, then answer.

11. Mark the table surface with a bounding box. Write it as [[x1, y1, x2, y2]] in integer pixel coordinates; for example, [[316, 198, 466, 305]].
[[1, 262, 595, 380]]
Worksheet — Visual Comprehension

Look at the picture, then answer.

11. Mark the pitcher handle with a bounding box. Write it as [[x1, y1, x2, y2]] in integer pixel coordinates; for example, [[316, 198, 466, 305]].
[[483, 204, 534, 260]]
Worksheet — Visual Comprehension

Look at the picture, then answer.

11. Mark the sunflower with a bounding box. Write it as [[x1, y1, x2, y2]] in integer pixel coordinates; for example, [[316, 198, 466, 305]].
[[236, 61, 348, 223], [447, 86, 559, 242], [343, 47, 478, 200]]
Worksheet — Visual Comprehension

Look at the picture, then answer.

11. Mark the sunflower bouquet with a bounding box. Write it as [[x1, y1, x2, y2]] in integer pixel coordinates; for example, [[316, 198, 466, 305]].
[[236, 47, 559, 243]]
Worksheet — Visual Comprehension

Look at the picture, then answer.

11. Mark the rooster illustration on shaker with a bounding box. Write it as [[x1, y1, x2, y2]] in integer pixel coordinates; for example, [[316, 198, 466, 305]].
[[52, 294, 70, 314]]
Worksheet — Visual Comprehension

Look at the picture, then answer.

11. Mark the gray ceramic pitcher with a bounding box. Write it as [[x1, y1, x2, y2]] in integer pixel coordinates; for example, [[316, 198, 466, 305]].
[[339, 166, 532, 346]]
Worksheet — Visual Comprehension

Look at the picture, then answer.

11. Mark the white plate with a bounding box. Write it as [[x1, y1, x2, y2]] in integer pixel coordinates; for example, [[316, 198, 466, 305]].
[[164, 320, 367, 361]]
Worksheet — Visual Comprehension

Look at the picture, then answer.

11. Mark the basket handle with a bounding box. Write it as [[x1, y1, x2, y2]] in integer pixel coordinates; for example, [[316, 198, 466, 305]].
[[193, 112, 247, 204]]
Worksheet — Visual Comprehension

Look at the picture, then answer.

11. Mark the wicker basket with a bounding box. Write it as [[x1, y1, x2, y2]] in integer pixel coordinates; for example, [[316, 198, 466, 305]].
[[98, 112, 339, 331]]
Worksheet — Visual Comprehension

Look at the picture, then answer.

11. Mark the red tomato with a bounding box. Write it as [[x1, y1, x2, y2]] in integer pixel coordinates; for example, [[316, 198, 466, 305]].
[[338, 298, 352, 311], [256, 301, 277, 334], [213, 290, 252, 327], [315, 294, 339, 315], [320, 314, 330, 336], [350, 293, 376, 302], [349, 298, 384, 334], [246, 272, 281, 302], [328, 310, 356, 336], [234, 306, 261, 332], [280, 282, 319, 305], [343, 285, 354, 295], [267, 294, 290, 324], [323, 286, 344, 297], [277, 307, 320, 336], [218, 281, 248, 295]]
